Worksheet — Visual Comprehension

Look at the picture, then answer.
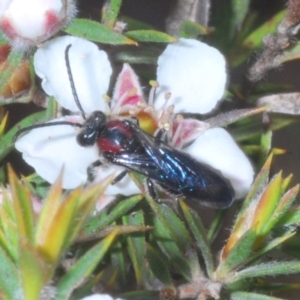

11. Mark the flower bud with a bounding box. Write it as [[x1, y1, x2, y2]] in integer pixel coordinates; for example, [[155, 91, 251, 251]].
[[0, 44, 32, 99], [0, 0, 76, 50]]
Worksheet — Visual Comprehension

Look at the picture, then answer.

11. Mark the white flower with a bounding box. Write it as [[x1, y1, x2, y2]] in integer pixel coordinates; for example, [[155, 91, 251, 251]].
[[155, 38, 226, 114], [15, 36, 253, 202], [154, 38, 253, 199], [80, 294, 124, 300], [15, 36, 139, 196], [0, 0, 76, 50], [16, 115, 99, 189]]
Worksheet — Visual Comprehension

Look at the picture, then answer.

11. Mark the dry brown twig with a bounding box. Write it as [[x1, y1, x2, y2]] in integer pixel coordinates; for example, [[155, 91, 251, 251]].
[[249, 0, 300, 82]]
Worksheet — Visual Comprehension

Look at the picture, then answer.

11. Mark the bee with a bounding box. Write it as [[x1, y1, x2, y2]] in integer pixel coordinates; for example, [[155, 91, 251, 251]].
[[14, 45, 233, 209]]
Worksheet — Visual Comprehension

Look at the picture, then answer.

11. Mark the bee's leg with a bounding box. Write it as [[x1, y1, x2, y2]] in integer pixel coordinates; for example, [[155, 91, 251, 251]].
[[87, 160, 102, 181], [88, 160, 129, 185], [111, 170, 128, 185], [129, 116, 139, 125], [154, 128, 167, 145], [146, 178, 159, 201]]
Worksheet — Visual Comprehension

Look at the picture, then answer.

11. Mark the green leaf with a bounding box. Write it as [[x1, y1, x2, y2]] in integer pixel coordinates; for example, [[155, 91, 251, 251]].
[[179, 200, 214, 277], [121, 16, 155, 30], [0, 112, 8, 138], [263, 185, 299, 233], [251, 172, 283, 236], [146, 196, 192, 252], [238, 154, 273, 217], [19, 242, 47, 300], [56, 231, 118, 300], [0, 97, 57, 162], [242, 10, 286, 50], [151, 212, 191, 280], [65, 19, 136, 45], [231, 0, 250, 30], [0, 197, 18, 261], [210, 1, 235, 48], [0, 246, 21, 300], [230, 261, 300, 283], [83, 194, 143, 235], [122, 211, 146, 288], [37, 189, 80, 263], [246, 230, 295, 264], [231, 291, 284, 300], [259, 126, 272, 165], [277, 207, 300, 226], [110, 241, 127, 287], [8, 166, 35, 244], [115, 49, 158, 64], [249, 281, 300, 293], [120, 290, 160, 300], [217, 229, 256, 279], [230, 9, 286, 66], [0, 111, 43, 161], [146, 244, 173, 287], [0, 48, 24, 96], [125, 30, 176, 43], [179, 20, 210, 38], [207, 210, 226, 244], [34, 173, 63, 246], [281, 235, 300, 258], [102, 0, 122, 28]]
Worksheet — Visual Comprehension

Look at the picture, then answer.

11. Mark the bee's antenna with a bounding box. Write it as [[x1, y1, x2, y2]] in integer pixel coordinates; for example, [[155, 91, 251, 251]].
[[13, 121, 83, 142], [13, 45, 87, 143], [65, 44, 86, 120]]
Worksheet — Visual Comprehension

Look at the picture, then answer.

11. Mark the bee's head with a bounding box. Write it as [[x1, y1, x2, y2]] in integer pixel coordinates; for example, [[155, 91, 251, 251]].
[[77, 111, 107, 146]]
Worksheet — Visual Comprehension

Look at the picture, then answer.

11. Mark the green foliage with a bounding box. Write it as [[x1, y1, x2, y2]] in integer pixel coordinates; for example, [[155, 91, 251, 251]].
[[1, 0, 300, 299], [64, 18, 136, 45]]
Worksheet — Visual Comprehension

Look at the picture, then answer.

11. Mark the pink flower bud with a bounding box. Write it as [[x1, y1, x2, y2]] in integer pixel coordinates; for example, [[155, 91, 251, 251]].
[[0, 0, 76, 50]]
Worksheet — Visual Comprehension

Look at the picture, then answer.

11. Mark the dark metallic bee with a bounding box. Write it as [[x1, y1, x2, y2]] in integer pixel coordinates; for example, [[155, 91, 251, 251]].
[[14, 45, 234, 209]]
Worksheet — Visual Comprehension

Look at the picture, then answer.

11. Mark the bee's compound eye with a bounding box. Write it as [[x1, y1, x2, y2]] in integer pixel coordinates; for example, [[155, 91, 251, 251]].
[[93, 111, 106, 123], [77, 131, 96, 146], [76, 133, 86, 146]]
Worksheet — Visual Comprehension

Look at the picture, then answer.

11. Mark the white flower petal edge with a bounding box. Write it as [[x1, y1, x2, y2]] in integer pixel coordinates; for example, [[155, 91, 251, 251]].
[[184, 128, 254, 199], [15, 116, 99, 189], [34, 36, 112, 113], [80, 294, 124, 300], [156, 38, 227, 114]]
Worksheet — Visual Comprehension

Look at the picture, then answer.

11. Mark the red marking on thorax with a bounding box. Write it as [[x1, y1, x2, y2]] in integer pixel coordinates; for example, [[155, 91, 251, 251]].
[[98, 138, 122, 153], [107, 120, 132, 137], [97, 120, 132, 153]]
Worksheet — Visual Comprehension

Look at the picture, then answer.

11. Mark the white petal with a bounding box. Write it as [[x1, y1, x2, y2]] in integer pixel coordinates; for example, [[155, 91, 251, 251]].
[[111, 63, 144, 114], [34, 36, 112, 113], [15, 116, 99, 189], [184, 128, 254, 199], [94, 165, 140, 196], [156, 38, 226, 114], [0, 0, 11, 13]]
